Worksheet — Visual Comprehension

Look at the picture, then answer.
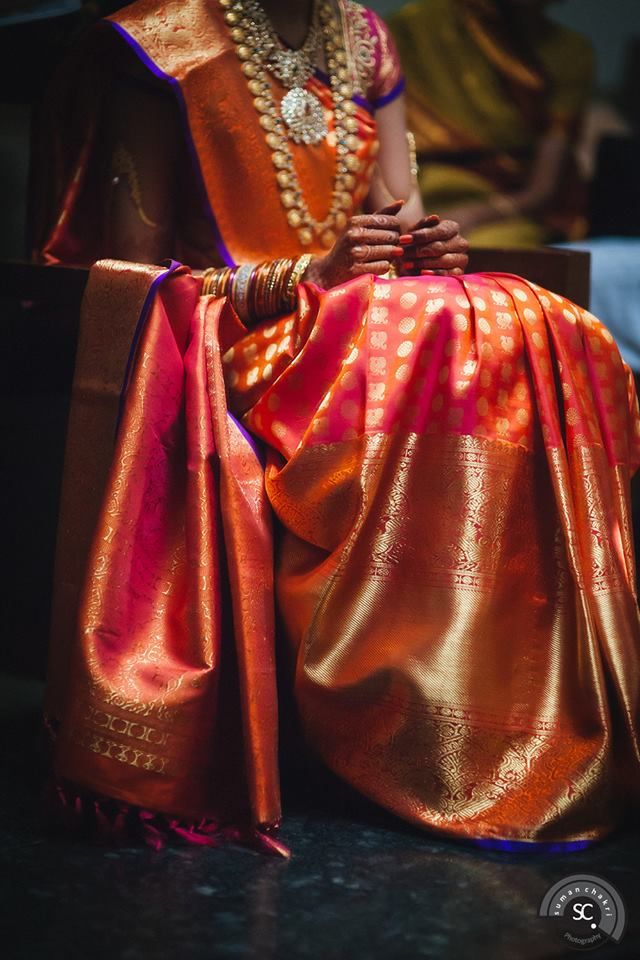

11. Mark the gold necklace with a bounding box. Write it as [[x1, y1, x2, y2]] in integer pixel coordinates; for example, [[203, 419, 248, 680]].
[[238, 0, 326, 144], [220, 0, 362, 249]]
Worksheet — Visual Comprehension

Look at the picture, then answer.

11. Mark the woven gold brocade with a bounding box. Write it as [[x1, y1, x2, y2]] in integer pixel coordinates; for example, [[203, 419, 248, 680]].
[[233, 272, 640, 844], [51, 264, 280, 828], [273, 431, 634, 842]]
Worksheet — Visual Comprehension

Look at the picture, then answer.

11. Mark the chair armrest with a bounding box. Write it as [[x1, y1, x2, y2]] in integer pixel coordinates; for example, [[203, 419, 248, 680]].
[[467, 246, 591, 310], [0, 248, 591, 314]]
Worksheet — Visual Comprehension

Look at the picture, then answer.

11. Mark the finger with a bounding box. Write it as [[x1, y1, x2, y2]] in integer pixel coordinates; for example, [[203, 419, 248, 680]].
[[350, 213, 402, 232], [352, 244, 404, 263], [411, 220, 464, 244], [414, 253, 469, 270], [348, 227, 404, 246], [411, 237, 470, 258], [351, 261, 393, 276], [376, 199, 405, 216], [421, 267, 465, 277], [408, 213, 441, 231]]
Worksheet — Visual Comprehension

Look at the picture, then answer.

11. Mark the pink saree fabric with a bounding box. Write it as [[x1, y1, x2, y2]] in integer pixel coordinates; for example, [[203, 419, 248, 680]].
[[50, 260, 640, 847]]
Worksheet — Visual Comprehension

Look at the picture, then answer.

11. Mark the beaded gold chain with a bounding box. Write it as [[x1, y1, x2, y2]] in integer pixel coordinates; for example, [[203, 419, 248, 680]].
[[220, 0, 362, 249]]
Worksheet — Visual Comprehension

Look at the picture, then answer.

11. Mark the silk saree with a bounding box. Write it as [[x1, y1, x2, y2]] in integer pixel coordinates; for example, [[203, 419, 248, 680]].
[[39, 0, 640, 849]]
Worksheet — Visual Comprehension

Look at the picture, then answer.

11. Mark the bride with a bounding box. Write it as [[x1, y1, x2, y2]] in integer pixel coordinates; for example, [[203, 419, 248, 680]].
[[38, 0, 640, 852]]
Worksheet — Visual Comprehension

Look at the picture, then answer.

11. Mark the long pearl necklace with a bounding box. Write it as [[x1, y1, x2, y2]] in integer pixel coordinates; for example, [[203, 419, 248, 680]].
[[220, 0, 362, 249]]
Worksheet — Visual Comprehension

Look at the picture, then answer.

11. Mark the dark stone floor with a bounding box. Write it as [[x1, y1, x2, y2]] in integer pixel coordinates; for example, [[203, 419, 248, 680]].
[[1, 673, 638, 960]]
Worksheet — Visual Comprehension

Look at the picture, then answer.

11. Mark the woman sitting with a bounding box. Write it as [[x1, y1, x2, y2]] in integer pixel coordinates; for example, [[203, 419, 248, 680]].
[[37, 0, 640, 853]]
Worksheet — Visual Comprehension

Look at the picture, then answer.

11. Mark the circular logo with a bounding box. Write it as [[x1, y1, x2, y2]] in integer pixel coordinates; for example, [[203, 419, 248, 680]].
[[539, 874, 627, 950]]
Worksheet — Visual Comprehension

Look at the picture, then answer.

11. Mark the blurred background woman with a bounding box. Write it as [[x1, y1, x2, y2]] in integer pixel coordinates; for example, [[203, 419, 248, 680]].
[[389, 0, 594, 246]]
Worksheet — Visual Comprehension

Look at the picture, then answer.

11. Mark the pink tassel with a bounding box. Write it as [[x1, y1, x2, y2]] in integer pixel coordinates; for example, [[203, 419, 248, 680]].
[[42, 778, 290, 856], [253, 829, 291, 859], [171, 825, 219, 847]]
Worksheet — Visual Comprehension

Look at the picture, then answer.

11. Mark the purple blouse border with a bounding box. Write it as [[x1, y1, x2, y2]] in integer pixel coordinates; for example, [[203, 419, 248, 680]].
[[371, 76, 405, 112], [312, 68, 404, 113], [107, 20, 237, 270]]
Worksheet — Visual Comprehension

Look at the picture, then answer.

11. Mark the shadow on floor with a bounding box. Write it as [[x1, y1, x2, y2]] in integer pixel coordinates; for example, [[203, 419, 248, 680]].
[[1, 673, 638, 960]]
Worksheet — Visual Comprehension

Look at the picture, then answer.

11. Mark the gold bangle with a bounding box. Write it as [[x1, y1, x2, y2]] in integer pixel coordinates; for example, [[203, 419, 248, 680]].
[[232, 262, 257, 323], [227, 256, 310, 325], [286, 253, 313, 304], [488, 193, 519, 218], [406, 131, 418, 184], [221, 267, 235, 298], [202, 267, 233, 297], [202, 267, 218, 296], [251, 261, 270, 320], [276, 258, 294, 313], [266, 259, 282, 317], [266, 259, 287, 317]]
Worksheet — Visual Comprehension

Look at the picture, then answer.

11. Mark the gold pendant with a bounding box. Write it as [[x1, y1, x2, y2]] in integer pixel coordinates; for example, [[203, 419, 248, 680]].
[[280, 88, 327, 145]]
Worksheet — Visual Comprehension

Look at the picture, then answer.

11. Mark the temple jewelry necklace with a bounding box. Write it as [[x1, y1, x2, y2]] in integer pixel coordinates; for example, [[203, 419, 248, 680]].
[[220, 0, 362, 249]]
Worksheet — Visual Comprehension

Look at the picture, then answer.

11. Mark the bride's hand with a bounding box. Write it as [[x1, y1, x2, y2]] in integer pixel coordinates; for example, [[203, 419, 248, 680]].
[[305, 201, 405, 289], [399, 214, 469, 276]]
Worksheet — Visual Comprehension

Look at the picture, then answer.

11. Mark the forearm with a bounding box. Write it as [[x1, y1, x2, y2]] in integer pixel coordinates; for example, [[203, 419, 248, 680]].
[[442, 129, 572, 231], [365, 95, 424, 230]]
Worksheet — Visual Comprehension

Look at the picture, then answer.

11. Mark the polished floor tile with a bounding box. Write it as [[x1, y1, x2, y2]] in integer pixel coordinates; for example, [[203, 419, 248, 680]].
[[1, 674, 637, 960]]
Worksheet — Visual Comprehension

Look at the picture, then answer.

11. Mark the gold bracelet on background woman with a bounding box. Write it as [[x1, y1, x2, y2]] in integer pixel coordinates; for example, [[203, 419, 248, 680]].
[[201, 254, 312, 324], [487, 193, 520, 218]]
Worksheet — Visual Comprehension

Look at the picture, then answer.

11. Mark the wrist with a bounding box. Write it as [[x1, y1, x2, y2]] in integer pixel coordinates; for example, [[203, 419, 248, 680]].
[[487, 193, 520, 220], [202, 255, 315, 323], [304, 256, 327, 287]]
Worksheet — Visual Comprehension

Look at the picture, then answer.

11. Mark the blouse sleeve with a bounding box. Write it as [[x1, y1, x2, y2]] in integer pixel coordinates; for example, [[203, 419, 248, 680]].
[[347, 3, 405, 110]]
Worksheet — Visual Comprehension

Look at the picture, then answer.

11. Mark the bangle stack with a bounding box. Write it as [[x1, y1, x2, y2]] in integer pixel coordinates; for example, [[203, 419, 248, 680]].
[[201, 254, 312, 324]]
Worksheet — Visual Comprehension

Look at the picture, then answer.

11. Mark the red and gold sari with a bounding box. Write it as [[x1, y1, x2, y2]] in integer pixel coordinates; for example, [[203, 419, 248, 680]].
[[40, 0, 640, 850]]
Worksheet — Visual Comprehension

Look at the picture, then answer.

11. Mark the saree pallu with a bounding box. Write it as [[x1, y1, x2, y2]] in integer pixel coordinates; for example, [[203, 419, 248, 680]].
[[49, 261, 282, 847], [51, 264, 640, 846]]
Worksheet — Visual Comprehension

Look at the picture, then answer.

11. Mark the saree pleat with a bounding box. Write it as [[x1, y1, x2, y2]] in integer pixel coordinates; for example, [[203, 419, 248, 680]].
[[223, 270, 640, 842]]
